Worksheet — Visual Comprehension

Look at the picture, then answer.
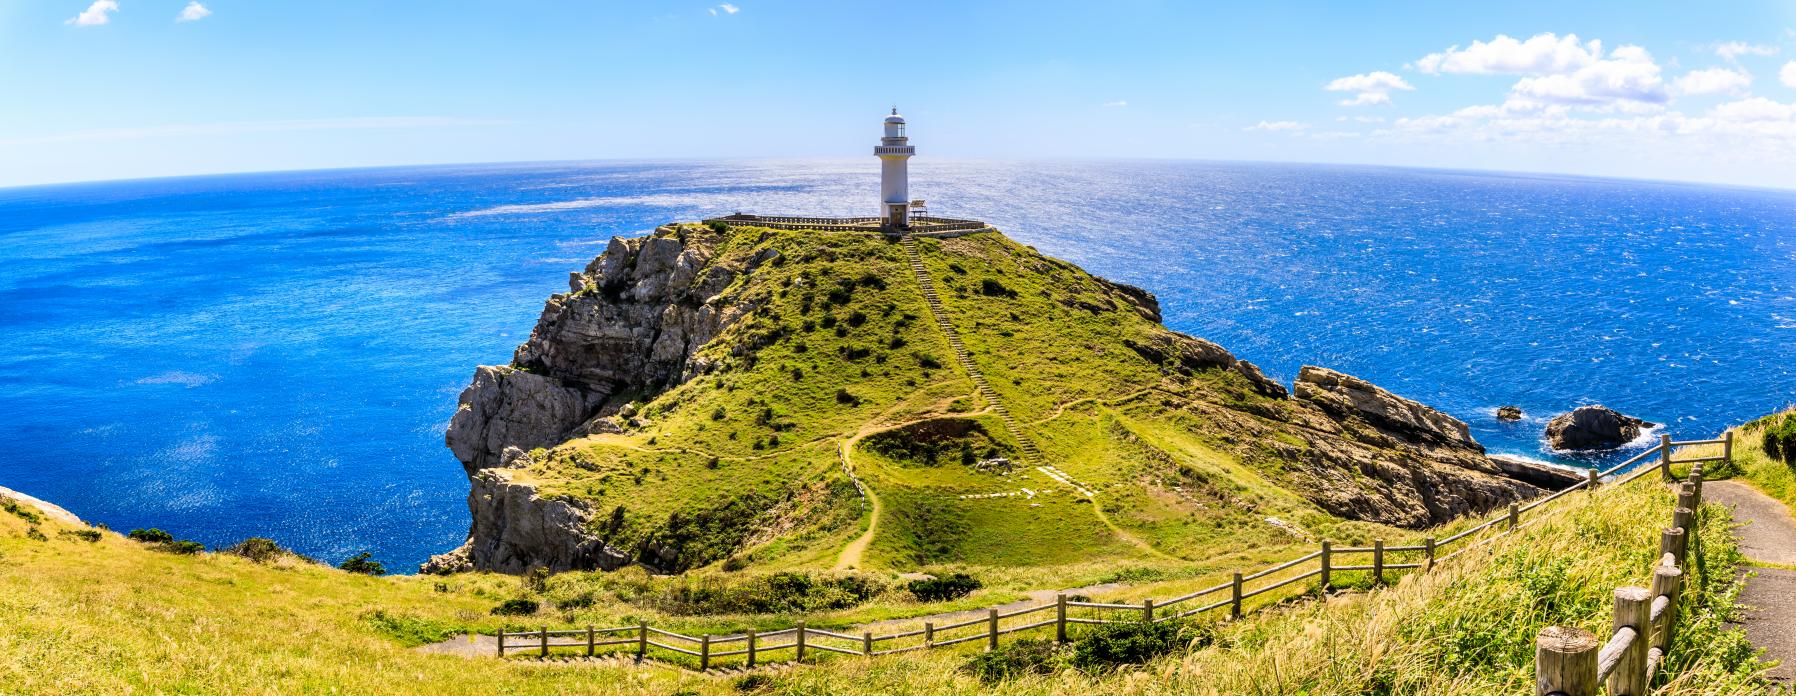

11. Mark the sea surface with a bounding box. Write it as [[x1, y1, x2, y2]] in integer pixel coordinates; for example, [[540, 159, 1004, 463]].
[[3, 159, 1794, 571]]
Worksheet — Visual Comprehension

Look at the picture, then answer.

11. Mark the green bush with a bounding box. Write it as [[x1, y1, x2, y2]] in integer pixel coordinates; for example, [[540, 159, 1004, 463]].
[[908, 573, 982, 602], [224, 537, 287, 563], [160, 540, 206, 555], [1071, 619, 1207, 673], [490, 598, 540, 616], [979, 278, 1018, 298], [338, 552, 386, 576], [127, 528, 174, 544], [962, 638, 1065, 683], [1, 498, 42, 524], [58, 529, 102, 543], [361, 610, 461, 647], [1758, 413, 1796, 462]]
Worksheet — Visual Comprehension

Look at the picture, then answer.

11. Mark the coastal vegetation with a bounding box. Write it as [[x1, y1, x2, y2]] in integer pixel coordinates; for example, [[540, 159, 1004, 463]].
[[0, 454, 1772, 693]]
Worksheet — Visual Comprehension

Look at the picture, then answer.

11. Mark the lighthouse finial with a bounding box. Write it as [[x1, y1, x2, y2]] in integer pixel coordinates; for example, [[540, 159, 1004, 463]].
[[891, 105, 897, 115]]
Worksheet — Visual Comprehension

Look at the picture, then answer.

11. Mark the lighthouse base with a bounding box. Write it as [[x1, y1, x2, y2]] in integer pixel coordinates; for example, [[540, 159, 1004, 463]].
[[885, 204, 910, 228]]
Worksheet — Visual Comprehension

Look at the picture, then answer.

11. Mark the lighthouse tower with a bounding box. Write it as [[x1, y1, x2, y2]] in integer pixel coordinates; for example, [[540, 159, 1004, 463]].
[[875, 108, 916, 227]]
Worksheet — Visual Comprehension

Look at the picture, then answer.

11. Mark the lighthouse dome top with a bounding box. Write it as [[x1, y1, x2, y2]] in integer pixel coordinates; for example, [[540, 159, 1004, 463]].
[[884, 109, 905, 124]]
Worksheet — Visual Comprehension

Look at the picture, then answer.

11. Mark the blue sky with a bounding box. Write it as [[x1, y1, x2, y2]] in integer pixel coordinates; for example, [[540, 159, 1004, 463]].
[[5, 1, 1796, 188]]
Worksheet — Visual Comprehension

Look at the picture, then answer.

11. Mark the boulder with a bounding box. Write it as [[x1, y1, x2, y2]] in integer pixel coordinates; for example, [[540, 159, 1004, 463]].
[[1545, 405, 1647, 450], [1293, 366, 1479, 451], [1496, 405, 1523, 421]]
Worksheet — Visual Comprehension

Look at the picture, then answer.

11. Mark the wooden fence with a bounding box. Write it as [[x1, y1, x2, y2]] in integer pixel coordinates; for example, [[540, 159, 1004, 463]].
[[496, 433, 1732, 673], [1534, 461, 1710, 696]]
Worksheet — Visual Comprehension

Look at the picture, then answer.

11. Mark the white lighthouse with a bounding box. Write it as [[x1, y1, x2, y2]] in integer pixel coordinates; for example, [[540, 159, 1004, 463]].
[[875, 107, 916, 227]]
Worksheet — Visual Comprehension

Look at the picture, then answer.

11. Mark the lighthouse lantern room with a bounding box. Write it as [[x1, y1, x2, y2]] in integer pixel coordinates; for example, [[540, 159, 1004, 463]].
[[875, 108, 916, 228]]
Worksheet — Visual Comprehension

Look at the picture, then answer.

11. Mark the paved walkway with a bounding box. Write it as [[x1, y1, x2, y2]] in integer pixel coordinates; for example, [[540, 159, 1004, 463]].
[[1706, 480, 1796, 684]]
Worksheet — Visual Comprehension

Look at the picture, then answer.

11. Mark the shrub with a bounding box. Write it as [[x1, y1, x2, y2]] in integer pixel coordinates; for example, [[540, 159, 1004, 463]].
[[962, 638, 1064, 683], [338, 552, 386, 576], [1, 498, 42, 524], [127, 528, 174, 544], [835, 388, 861, 406], [160, 540, 206, 555], [1070, 619, 1206, 673], [706, 220, 728, 233], [979, 278, 1017, 298], [224, 537, 287, 563], [711, 405, 728, 421], [490, 598, 540, 616], [908, 573, 982, 602], [361, 610, 461, 647], [1759, 413, 1796, 462], [58, 529, 102, 543]]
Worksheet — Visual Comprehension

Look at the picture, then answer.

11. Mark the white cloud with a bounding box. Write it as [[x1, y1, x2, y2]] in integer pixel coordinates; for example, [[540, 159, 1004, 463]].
[[1412, 33, 1603, 76], [1508, 44, 1668, 107], [1324, 71, 1415, 106], [65, 0, 119, 27], [1101, 100, 1128, 108], [1715, 41, 1778, 61], [1783, 61, 1796, 89], [1246, 120, 1307, 132], [713, 3, 739, 14], [176, 2, 211, 22], [1674, 68, 1751, 96]]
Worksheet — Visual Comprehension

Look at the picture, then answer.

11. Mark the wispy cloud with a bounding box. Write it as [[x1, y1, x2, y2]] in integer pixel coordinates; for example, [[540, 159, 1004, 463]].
[[709, 3, 740, 16], [1246, 120, 1307, 132], [1715, 41, 1778, 61], [1673, 67, 1751, 97], [177, 2, 212, 22], [1101, 100, 1128, 108], [1324, 71, 1414, 106], [0, 116, 516, 148], [1783, 61, 1796, 89], [66, 0, 119, 27]]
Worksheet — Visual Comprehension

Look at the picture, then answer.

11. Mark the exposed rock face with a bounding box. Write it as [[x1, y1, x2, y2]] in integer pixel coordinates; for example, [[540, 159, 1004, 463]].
[[1294, 367, 1477, 450], [1546, 405, 1649, 450], [1267, 366, 1551, 527], [1497, 405, 1523, 421], [435, 228, 755, 573], [1122, 334, 1288, 399]]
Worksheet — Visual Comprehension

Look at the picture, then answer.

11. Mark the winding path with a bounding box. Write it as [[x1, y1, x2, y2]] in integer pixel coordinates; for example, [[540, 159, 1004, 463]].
[[1706, 480, 1796, 684]]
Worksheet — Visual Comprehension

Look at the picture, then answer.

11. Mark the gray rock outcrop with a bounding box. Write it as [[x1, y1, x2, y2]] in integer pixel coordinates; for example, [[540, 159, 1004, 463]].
[[434, 227, 755, 574], [1497, 405, 1523, 421], [1546, 405, 1650, 450], [1294, 367, 1477, 450]]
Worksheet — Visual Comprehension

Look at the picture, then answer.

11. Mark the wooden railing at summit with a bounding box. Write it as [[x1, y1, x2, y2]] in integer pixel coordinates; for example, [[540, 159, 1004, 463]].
[[495, 433, 1734, 674]]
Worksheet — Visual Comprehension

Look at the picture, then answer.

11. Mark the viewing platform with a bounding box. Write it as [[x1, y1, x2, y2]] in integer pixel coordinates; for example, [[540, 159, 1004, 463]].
[[701, 213, 996, 238]]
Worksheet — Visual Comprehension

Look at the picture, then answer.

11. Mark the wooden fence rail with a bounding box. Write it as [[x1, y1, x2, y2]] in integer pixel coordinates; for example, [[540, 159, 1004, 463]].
[[493, 435, 1725, 674], [1535, 465, 1704, 696]]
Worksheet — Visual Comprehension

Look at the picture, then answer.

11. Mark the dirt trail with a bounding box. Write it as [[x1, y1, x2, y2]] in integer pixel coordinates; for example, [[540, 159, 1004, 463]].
[[1706, 480, 1796, 684]]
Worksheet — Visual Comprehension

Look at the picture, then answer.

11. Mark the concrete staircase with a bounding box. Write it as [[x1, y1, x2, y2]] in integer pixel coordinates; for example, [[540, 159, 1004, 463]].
[[900, 234, 1045, 467]]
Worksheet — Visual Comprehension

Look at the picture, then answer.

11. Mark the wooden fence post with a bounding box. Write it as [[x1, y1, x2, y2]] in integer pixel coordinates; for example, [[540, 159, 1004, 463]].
[[987, 609, 999, 651], [700, 634, 711, 672], [1508, 503, 1520, 531], [1660, 527, 1687, 566], [1586, 467, 1599, 495], [497, 630, 505, 657], [1689, 468, 1704, 509], [1722, 431, 1734, 461], [1373, 538, 1385, 585], [540, 626, 548, 658], [1319, 540, 1331, 591], [1535, 625, 1600, 696], [1677, 482, 1697, 516], [586, 625, 595, 657], [746, 629, 757, 668], [1651, 565, 1683, 659], [637, 621, 648, 661], [1231, 572, 1244, 619], [1424, 537, 1436, 571], [1142, 598, 1154, 623], [924, 621, 935, 649], [796, 621, 807, 662], [1608, 587, 1651, 696], [1056, 594, 1067, 643], [1659, 434, 1673, 480], [863, 631, 873, 656]]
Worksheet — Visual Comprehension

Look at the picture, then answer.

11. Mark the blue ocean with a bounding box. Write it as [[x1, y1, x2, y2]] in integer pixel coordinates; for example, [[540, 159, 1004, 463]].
[[3, 159, 1794, 571]]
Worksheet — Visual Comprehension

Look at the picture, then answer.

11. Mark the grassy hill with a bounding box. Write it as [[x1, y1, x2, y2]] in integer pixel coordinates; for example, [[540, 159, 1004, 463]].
[[0, 451, 1771, 694], [463, 224, 1559, 579]]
